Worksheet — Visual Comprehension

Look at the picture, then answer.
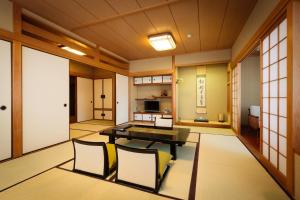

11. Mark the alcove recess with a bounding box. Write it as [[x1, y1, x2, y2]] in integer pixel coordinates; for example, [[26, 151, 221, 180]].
[[131, 74, 173, 122]]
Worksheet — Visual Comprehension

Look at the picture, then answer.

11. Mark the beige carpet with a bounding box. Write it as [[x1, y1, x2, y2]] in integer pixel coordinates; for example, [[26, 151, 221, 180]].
[[70, 123, 112, 132], [79, 120, 115, 126], [70, 129, 97, 139], [196, 134, 290, 200], [0, 168, 171, 200], [174, 125, 235, 136], [0, 142, 73, 191], [152, 142, 197, 199]]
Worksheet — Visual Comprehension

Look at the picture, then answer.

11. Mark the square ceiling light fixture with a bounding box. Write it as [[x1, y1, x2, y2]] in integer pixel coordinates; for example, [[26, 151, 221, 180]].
[[148, 33, 176, 51], [61, 46, 86, 56]]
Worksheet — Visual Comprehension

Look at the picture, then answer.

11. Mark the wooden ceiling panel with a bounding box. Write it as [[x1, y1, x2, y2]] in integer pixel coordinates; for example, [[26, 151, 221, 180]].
[[217, 0, 257, 49], [107, 0, 140, 13], [74, 0, 116, 20], [89, 24, 144, 59], [14, 0, 257, 60], [13, 0, 79, 29], [199, 0, 228, 51], [74, 27, 131, 59], [137, 0, 168, 7], [169, 0, 200, 53], [123, 13, 157, 36], [142, 5, 186, 55], [43, 0, 97, 26], [104, 18, 156, 57]]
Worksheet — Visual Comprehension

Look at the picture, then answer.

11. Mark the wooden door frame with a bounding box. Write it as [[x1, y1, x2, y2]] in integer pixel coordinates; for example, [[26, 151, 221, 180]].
[[231, 1, 295, 196]]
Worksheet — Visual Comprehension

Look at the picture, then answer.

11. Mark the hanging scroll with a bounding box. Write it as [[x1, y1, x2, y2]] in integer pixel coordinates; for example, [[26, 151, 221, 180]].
[[196, 75, 206, 107]]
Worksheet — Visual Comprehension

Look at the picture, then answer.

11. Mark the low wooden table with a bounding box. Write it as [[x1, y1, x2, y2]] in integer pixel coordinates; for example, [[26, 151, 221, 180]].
[[100, 124, 190, 160]]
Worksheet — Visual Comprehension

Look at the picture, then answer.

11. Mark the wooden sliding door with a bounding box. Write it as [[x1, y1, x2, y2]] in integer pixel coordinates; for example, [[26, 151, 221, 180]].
[[77, 77, 93, 122], [0, 40, 11, 160], [261, 18, 289, 182], [94, 78, 113, 120], [22, 47, 69, 153], [116, 74, 128, 125]]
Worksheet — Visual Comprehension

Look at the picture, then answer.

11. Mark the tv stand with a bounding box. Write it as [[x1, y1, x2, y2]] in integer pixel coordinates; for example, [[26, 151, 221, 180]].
[[131, 73, 173, 122]]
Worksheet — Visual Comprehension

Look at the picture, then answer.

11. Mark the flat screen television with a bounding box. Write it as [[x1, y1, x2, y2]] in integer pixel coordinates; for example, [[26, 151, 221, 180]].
[[144, 100, 160, 113]]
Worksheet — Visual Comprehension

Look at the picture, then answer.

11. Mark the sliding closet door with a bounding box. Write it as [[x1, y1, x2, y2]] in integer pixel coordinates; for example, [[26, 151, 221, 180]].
[[77, 77, 93, 122], [116, 74, 128, 125], [0, 40, 11, 160], [23, 47, 69, 153], [261, 18, 288, 177], [94, 79, 113, 120]]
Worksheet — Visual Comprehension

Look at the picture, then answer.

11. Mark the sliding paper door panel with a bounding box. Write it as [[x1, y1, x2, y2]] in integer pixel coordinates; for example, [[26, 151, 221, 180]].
[[77, 77, 93, 122], [103, 79, 113, 108], [116, 74, 128, 125], [23, 47, 69, 153], [261, 18, 288, 177], [0, 40, 11, 160], [94, 79, 102, 109]]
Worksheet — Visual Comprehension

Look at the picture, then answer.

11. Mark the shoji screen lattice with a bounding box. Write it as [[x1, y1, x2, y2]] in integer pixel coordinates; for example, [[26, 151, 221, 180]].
[[232, 64, 241, 132], [262, 18, 287, 176]]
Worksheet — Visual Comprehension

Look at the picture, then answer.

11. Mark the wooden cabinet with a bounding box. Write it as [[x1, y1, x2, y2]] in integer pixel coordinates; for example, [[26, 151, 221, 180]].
[[132, 74, 173, 122], [142, 76, 152, 84], [142, 114, 152, 121], [134, 77, 143, 85], [162, 75, 172, 83], [133, 74, 172, 85], [152, 76, 162, 83], [134, 113, 143, 121]]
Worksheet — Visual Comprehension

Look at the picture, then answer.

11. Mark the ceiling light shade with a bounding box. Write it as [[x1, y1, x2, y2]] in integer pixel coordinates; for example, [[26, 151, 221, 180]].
[[148, 33, 176, 51], [61, 46, 86, 56]]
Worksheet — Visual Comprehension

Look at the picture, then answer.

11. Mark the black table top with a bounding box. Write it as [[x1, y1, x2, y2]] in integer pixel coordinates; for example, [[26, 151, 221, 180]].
[[100, 124, 190, 144]]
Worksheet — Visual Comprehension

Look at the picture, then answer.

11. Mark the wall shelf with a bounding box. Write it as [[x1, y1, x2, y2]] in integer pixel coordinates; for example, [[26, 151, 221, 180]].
[[135, 96, 172, 100]]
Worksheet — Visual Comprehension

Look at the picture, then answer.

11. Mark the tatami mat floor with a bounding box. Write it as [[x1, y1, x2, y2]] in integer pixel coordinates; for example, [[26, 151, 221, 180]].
[[0, 123, 290, 200]]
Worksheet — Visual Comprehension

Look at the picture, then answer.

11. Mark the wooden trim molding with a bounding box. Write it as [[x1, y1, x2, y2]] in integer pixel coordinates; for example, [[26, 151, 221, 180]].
[[175, 60, 229, 68], [172, 56, 176, 123], [12, 41, 22, 158], [129, 69, 173, 77], [291, 0, 300, 155], [232, 0, 290, 65]]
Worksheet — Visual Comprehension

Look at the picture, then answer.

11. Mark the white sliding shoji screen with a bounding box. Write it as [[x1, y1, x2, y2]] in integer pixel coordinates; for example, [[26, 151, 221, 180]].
[[232, 64, 241, 132], [261, 18, 288, 176]]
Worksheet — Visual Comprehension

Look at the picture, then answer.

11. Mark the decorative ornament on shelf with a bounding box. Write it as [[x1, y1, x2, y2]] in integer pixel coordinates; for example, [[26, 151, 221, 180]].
[[161, 90, 168, 96]]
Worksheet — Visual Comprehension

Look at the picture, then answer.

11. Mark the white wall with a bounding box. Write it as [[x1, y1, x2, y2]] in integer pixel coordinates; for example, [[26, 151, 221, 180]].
[[129, 56, 172, 72], [0, 0, 13, 32], [175, 49, 231, 66], [232, 0, 279, 60]]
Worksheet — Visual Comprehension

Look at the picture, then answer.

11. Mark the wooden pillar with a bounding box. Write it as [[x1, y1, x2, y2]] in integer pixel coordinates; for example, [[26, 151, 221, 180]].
[[12, 41, 22, 158], [12, 3, 23, 158], [172, 56, 176, 123]]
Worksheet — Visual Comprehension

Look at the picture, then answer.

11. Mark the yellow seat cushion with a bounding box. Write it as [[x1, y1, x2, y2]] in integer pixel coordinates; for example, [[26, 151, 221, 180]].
[[158, 151, 172, 176], [106, 143, 116, 170]]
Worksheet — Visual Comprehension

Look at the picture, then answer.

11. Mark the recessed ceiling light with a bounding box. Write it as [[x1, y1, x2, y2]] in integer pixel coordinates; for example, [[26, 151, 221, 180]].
[[148, 33, 176, 51], [61, 46, 86, 56], [187, 34, 192, 38]]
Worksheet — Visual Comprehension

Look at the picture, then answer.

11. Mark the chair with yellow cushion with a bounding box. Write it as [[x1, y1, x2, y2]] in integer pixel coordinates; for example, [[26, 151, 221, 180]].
[[72, 139, 116, 178], [115, 144, 172, 193]]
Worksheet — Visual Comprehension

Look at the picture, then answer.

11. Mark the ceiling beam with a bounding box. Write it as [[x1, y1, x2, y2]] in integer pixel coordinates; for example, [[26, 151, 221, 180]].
[[71, 0, 182, 31]]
